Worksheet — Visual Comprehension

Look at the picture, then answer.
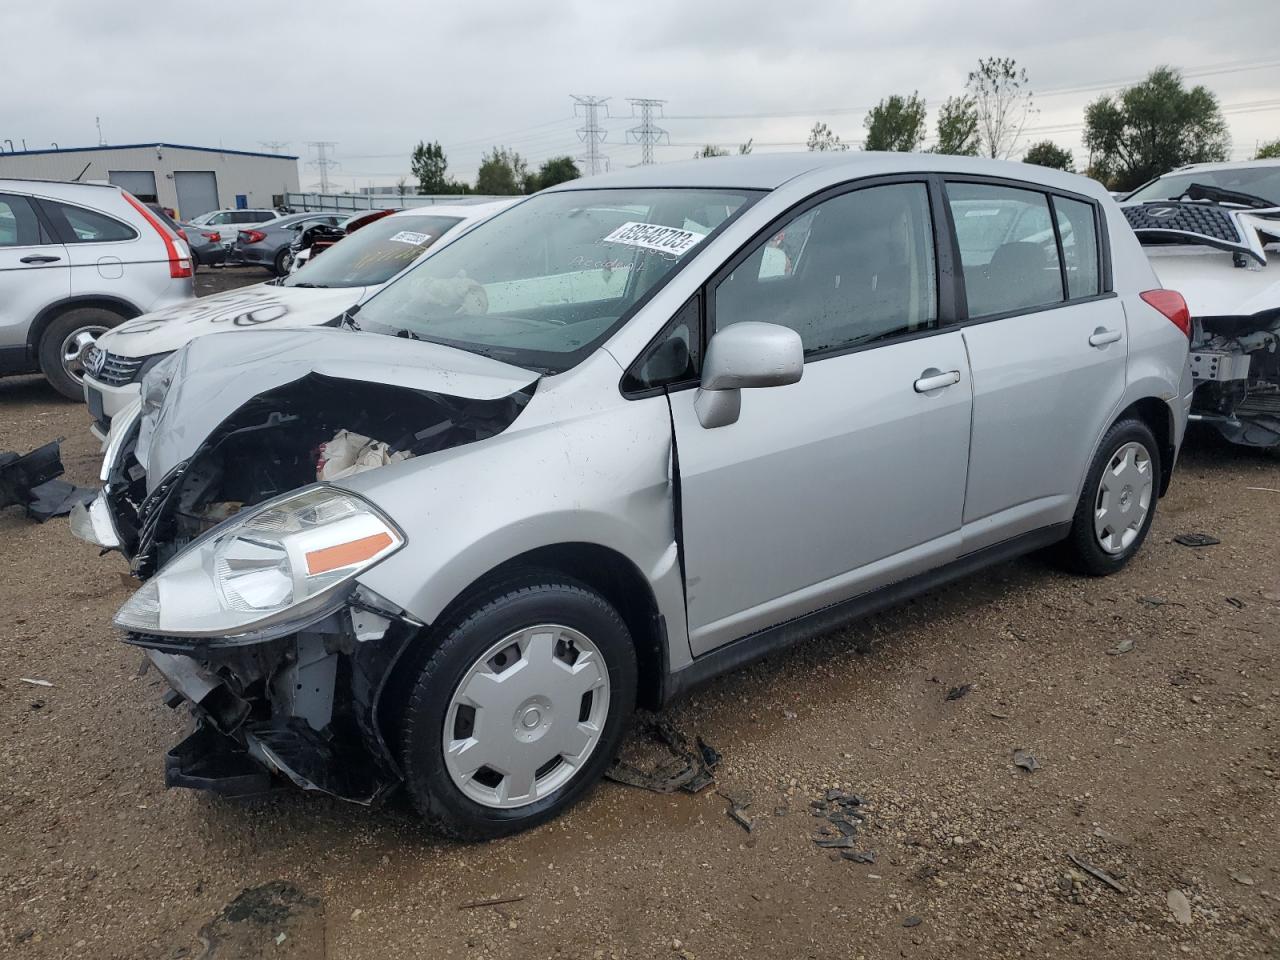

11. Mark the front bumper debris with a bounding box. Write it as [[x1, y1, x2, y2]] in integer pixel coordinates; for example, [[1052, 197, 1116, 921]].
[[69, 493, 122, 550], [136, 591, 419, 806]]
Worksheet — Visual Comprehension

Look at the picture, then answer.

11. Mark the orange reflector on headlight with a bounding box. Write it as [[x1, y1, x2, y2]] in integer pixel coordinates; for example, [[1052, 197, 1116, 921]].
[[305, 532, 394, 575]]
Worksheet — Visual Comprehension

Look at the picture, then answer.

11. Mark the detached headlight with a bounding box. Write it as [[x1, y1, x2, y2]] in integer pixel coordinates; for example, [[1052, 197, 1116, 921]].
[[114, 486, 403, 640]]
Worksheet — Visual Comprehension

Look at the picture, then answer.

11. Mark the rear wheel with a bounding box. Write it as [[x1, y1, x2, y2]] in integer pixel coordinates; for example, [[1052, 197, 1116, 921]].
[[398, 574, 636, 839], [1058, 418, 1160, 576], [273, 248, 292, 276], [38, 307, 125, 401]]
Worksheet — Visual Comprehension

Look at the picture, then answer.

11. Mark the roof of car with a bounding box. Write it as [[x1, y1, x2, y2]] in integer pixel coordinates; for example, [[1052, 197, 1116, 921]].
[[545, 151, 1100, 194], [386, 199, 519, 220], [1169, 158, 1280, 173]]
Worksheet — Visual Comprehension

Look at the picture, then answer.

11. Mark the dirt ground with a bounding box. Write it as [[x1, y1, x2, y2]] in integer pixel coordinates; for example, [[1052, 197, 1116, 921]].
[[1, 267, 1277, 959]]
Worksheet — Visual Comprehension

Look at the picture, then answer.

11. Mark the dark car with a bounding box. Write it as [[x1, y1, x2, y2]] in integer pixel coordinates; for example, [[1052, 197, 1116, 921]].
[[229, 212, 346, 276]]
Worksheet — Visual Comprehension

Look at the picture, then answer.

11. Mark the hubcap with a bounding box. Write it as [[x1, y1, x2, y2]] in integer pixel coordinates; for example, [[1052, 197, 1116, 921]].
[[1093, 441, 1153, 555], [443, 624, 610, 809], [61, 326, 108, 384]]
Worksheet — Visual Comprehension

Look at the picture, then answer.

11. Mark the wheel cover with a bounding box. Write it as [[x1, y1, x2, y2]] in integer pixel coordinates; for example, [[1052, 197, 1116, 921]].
[[1093, 440, 1153, 555], [60, 325, 109, 384], [443, 624, 610, 809]]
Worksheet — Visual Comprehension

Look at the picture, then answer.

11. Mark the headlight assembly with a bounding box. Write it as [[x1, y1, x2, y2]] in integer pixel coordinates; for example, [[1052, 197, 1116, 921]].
[[114, 486, 403, 641]]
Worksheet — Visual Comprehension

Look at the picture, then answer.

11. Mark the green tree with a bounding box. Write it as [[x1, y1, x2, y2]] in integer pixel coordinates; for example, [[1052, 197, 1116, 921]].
[[967, 57, 1034, 159], [410, 140, 450, 194], [475, 146, 529, 195], [807, 122, 848, 152], [395, 177, 408, 196], [693, 144, 730, 158], [863, 92, 927, 152], [1083, 66, 1229, 191], [932, 95, 980, 156], [524, 156, 580, 193], [738, 138, 754, 155], [1255, 139, 1280, 160], [1022, 140, 1075, 171]]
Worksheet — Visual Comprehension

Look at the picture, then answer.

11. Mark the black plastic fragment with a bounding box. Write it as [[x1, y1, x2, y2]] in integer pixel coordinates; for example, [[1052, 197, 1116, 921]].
[[605, 715, 720, 795], [165, 724, 274, 798], [1174, 533, 1221, 547]]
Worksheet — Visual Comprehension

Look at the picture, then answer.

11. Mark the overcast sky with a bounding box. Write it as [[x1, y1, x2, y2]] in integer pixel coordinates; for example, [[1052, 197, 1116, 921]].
[[3, 1, 1277, 189]]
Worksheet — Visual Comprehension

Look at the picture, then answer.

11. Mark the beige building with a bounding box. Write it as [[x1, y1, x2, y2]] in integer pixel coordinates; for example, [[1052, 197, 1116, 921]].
[[0, 143, 300, 219]]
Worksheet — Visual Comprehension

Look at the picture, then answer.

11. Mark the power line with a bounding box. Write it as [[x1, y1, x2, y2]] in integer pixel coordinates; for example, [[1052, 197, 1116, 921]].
[[258, 141, 290, 154], [306, 141, 339, 194], [627, 98, 669, 165], [572, 95, 610, 176]]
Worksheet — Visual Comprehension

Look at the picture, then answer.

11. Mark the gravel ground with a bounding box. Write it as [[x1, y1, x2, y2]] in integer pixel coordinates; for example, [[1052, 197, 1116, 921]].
[[1, 267, 1277, 959]]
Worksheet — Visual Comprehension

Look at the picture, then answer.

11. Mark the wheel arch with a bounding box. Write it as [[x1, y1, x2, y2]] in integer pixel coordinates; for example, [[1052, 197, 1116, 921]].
[[1113, 396, 1176, 496], [27, 295, 142, 354]]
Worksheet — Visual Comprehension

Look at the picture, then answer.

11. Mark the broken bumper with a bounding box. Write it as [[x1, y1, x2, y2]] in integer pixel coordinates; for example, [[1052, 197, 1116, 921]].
[[69, 493, 121, 550], [133, 596, 417, 806]]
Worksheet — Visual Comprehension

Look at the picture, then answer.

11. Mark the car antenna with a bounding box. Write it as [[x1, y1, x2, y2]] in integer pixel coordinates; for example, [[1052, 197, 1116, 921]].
[[72, 162, 91, 182]]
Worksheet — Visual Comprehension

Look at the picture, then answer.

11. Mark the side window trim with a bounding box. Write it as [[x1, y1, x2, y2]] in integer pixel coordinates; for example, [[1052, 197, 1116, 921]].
[[1048, 195, 1070, 302], [37, 198, 139, 245], [0, 192, 59, 248], [619, 292, 704, 399], [703, 173, 952, 365]]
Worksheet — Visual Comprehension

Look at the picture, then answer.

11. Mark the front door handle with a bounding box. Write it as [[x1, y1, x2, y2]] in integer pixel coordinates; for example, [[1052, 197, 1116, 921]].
[[913, 369, 961, 393], [1088, 327, 1123, 347], [20, 254, 61, 264]]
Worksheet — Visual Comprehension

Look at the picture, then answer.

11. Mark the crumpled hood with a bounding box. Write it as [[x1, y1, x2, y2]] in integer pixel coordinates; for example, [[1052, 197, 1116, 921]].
[[1144, 245, 1280, 318], [137, 326, 539, 485], [96, 283, 369, 358]]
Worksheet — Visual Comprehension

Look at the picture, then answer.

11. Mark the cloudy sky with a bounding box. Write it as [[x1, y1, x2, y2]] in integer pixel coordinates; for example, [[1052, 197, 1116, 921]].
[[3, 1, 1277, 189]]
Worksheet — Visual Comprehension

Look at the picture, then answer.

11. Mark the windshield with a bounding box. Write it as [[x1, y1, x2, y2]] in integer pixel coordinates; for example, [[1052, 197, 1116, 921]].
[[1127, 166, 1280, 207], [282, 214, 463, 288], [355, 188, 759, 372]]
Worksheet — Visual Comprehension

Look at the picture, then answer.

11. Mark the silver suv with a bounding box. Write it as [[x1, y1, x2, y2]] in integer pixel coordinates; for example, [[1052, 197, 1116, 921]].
[[85, 154, 1192, 838], [0, 179, 194, 399]]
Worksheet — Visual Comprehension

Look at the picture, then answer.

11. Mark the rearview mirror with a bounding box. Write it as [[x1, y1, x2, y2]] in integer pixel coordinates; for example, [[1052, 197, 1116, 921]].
[[694, 321, 803, 428]]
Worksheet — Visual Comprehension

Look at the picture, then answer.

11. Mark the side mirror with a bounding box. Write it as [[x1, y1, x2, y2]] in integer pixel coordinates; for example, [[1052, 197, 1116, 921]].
[[694, 321, 803, 428]]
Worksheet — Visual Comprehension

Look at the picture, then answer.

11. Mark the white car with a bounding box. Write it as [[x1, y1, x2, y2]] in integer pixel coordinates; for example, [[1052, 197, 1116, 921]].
[[1122, 159, 1280, 447], [82, 200, 516, 437], [0, 178, 195, 399]]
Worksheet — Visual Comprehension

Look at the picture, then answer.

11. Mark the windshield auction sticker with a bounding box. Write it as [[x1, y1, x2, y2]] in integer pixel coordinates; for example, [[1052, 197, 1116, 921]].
[[388, 230, 432, 245], [603, 221, 704, 256]]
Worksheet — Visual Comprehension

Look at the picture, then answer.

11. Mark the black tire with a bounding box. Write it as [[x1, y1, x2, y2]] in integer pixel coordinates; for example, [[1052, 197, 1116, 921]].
[[398, 573, 637, 840], [272, 248, 292, 277], [1057, 418, 1161, 576], [37, 307, 126, 401]]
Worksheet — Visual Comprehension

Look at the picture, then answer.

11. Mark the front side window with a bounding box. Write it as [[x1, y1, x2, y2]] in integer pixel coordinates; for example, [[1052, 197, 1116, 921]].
[[282, 214, 464, 288], [42, 201, 137, 244], [715, 182, 937, 356], [947, 182, 1063, 318], [0, 194, 44, 247], [1053, 196, 1101, 299], [356, 188, 759, 372]]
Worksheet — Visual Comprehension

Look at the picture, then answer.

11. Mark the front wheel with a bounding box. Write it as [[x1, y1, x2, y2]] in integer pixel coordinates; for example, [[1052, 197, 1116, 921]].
[[273, 248, 293, 276], [38, 307, 124, 401], [398, 574, 637, 839], [1058, 418, 1161, 576]]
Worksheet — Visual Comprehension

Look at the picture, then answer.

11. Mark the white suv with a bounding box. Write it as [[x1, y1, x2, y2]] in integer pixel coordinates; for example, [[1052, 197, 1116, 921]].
[[0, 179, 195, 399]]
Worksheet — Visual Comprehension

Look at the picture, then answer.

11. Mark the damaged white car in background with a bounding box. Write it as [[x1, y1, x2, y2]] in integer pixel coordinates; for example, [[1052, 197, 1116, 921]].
[[1123, 159, 1280, 447]]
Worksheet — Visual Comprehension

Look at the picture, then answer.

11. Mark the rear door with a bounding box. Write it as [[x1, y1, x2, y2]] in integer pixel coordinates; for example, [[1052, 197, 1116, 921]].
[[0, 192, 69, 366], [36, 195, 151, 297], [943, 180, 1125, 551]]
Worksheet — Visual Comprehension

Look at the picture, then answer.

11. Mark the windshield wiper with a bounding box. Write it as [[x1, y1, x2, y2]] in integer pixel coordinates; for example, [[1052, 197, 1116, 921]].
[[1183, 183, 1277, 210], [288, 281, 331, 288]]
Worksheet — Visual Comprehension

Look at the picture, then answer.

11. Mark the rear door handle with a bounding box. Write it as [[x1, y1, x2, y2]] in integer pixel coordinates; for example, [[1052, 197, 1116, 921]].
[[20, 255, 61, 264], [1088, 327, 1123, 347], [914, 369, 962, 393]]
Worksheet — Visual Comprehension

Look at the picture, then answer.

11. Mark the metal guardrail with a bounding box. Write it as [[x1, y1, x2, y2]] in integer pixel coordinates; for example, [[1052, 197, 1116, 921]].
[[284, 192, 507, 213]]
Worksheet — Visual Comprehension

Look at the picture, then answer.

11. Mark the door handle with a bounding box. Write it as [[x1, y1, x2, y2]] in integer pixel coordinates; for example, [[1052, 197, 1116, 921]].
[[1088, 327, 1123, 347], [913, 369, 961, 393], [20, 255, 61, 264]]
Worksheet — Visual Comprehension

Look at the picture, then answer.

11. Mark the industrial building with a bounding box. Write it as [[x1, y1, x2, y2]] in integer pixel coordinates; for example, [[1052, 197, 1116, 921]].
[[0, 143, 300, 219]]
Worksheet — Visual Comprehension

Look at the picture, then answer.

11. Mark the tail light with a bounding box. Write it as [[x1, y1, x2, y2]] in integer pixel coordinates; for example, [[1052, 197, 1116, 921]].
[[121, 191, 192, 279], [202, 231, 221, 243], [1140, 289, 1192, 338], [240, 229, 267, 244]]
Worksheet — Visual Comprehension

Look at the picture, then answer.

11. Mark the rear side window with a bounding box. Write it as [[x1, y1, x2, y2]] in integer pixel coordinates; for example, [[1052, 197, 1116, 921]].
[[0, 194, 44, 247], [1052, 196, 1101, 299], [42, 200, 137, 244], [947, 182, 1063, 318]]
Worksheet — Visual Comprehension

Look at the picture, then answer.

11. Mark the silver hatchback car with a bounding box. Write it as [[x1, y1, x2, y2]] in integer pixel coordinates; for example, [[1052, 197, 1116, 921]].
[[88, 153, 1192, 838]]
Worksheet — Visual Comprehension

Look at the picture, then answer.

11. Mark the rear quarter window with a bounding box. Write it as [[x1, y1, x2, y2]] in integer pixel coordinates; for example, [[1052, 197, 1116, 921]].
[[41, 200, 138, 244]]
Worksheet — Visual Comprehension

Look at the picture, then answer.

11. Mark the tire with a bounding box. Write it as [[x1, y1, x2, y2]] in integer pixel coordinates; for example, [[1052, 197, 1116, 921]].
[[1057, 418, 1161, 576], [37, 307, 125, 401], [272, 248, 292, 277], [399, 573, 637, 839]]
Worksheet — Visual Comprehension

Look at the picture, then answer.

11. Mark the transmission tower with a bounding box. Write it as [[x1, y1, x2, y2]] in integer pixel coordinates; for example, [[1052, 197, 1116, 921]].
[[572, 95, 610, 176], [626, 98, 669, 165], [259, 141, 290, 154], [306, 141, 339, 193]]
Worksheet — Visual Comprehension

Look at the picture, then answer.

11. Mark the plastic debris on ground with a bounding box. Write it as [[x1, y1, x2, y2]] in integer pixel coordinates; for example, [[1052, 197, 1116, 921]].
[[1173, 533, 1221, 548], [604, 714, 720, 794], [1012, 748, 1041, 772], [316, 430, 411, 481], [0, 441, 97, 522]]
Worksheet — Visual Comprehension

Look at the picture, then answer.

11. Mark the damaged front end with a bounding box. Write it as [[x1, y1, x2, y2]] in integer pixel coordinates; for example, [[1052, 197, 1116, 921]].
[[89, 327, 541, 803], [1124, 200, 1280, 447]]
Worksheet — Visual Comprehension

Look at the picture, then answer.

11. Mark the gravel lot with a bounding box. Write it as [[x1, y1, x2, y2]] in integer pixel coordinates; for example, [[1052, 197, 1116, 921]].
[[1, 267, 1277, 959]]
